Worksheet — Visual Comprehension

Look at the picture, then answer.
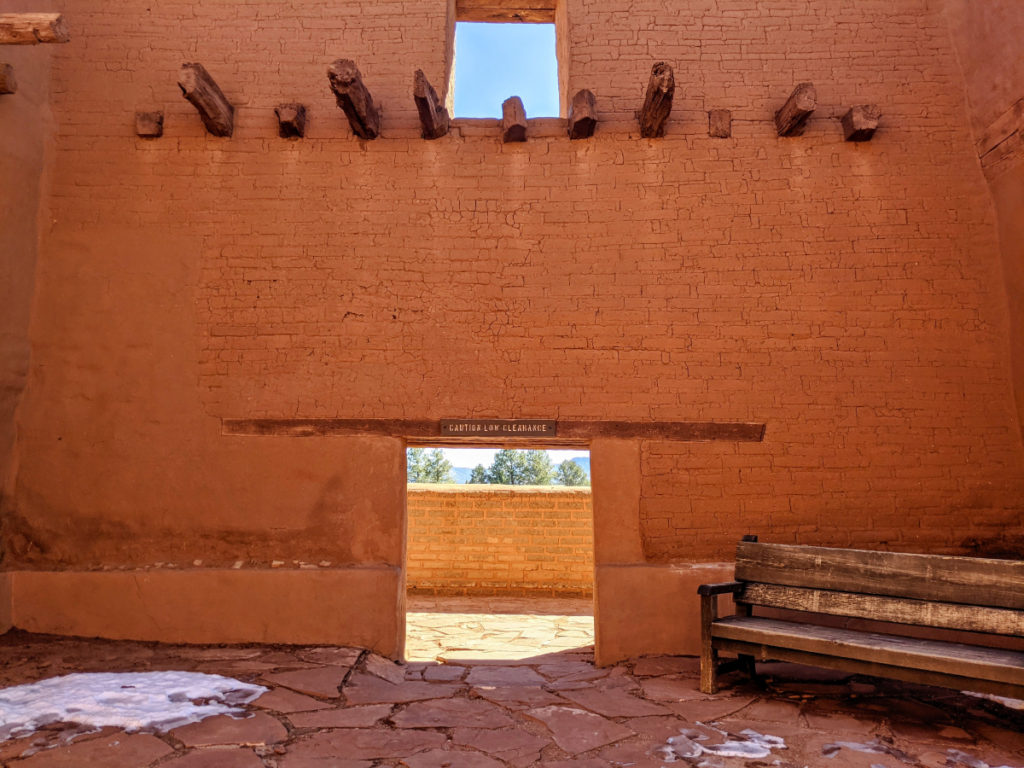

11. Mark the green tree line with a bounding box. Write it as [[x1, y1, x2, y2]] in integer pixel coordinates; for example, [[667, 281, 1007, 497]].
[[407, 448, 589, 486]]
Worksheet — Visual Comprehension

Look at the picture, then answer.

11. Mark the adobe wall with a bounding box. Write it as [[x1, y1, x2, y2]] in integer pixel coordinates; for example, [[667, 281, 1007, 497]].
[[406, 484, 593, 596], [0, 17, 50, 535], [943, 2, 1024, 507], [3, 0, 1024, 654]]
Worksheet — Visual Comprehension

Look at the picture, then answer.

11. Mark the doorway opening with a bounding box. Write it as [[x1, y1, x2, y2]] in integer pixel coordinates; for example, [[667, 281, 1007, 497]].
[[404, 446, 594, 662]]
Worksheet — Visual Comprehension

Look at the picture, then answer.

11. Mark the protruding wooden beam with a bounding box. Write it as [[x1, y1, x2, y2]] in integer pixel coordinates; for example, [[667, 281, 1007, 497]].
[[638, 62, 674, 138], [327, 59, 380, 140], [223, 418, 767, 443], [0, 64, 15, 94], [135, 111, 163, 138], [413, 69, 449, 140], [456, 0, 555, 23], [502, 96, 527, 142], [708, 109, 731, 138], [0, 13, 69, 45], [177, 63, 234, 137], [841, 104, 880, 142], [774, 82, 816, 136], [568, 89, 597, 140], [275, 103, 307, 138]]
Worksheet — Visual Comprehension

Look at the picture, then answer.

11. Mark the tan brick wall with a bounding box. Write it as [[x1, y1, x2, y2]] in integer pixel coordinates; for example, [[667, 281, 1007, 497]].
[[6, 0, 1024, 569], [406, 485, 593, 596]]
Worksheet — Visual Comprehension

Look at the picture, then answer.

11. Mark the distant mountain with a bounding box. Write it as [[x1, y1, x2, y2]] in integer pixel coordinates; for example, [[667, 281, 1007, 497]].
[[449, 456, 590, 484]]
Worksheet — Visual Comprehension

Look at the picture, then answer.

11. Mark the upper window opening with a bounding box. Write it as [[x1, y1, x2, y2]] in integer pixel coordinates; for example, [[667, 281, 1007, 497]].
[[452, 20, 561, 119]]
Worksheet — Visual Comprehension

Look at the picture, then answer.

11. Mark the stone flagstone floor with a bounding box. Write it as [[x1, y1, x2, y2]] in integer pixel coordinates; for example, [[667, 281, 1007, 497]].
[[405, 596, 594, 662], [0, 599, 1020, 767]]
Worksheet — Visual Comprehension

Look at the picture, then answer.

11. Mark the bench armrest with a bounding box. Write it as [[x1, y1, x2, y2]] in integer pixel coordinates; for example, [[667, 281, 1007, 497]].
[[697, 581, 744, 597]]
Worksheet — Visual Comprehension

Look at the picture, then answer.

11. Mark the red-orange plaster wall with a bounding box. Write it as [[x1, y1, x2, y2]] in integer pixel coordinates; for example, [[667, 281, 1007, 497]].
[[944, 2, 1024, 501], [5, 0, 1024, 588], [0, 14, 50, 520]]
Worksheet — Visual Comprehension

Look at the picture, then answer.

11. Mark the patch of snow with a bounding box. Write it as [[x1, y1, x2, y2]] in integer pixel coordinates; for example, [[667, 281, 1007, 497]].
[[0, 671, 266, 741], [821, 738, 918, 765], [946, 749, 1021, 768], [660, 725, 786, 763], [667, 734, 702, 758], [962, 692, 1024, 711]]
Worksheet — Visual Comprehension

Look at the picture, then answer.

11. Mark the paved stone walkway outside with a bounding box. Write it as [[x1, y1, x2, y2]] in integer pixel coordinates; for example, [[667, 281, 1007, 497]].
[[0, 619, 1021, 767], [406, 596, 594, 662]]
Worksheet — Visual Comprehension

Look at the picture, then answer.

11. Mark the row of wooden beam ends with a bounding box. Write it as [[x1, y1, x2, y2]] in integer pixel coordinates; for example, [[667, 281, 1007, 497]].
[[159, 60, 879, 144], [0, 13, 70, 97]]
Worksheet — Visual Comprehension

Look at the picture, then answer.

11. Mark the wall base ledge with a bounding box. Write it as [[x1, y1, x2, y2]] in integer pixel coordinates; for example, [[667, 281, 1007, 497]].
[[594, 561, 734, 666], [7, 567, 405, 658]]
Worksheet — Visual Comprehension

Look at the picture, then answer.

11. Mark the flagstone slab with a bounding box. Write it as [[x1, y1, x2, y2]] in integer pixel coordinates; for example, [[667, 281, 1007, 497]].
[[465, 666, 545, 686], [171, 711, 288, 747], [15, 733, 173, 768], [423, 665, 466, 682], [536, 662, 607, 682], [364, 653, 406, 684], [253, 687, 331, 713], [800, 702, 881, 737], [400, 748, 506, 768], [403, 663, 430, 680], [289, 703, 392, 729], [665, 696, 755, 722], [599, 741, 677, 768], [525, 705, 634, 755], [296, 647, 362, 667], [262, 666, 350, 698], [283, 728, 447, 761], [195, 660, 282, 674], [472, 684, 567, 709], [279, 756, 373, 768], [343, 673, 462, 704], [393, 697, 514, 729], [631, 656, 699, 677], [721, 696, 803, 724], [546, 668, 636, 693], [626, 715, 692, 741], [638, 676, 706, 702], [278, 757, 372, 768], [452, 726, 551, 765], [561, 686, 673, 717], [162, 748, 266, 767]]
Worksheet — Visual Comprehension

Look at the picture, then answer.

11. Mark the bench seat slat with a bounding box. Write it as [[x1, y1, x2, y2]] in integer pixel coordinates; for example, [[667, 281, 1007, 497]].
[[712, 638, 1024, 700], [735, 542, 1024, 610], [711, 616, 1024, 686], [740, 584, 1024, 637]]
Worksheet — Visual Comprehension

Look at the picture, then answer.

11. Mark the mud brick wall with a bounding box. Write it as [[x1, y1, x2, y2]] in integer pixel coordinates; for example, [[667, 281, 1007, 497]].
[[4, 0, 1024, 570], [0, 12, 49, 511], [406, 485, 594, 596]]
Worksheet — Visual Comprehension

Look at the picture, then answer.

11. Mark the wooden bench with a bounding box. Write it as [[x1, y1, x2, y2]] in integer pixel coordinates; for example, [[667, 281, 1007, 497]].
[[697, 537, 1024, 698]]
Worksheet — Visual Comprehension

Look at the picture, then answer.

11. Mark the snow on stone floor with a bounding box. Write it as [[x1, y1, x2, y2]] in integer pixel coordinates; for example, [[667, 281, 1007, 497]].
[[0, 608, 1018, 768], [0, 671, 265, 740]]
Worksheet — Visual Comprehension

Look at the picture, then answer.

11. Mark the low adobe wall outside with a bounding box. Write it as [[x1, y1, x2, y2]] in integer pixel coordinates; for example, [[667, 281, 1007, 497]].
[[406, 484, 594, 597]]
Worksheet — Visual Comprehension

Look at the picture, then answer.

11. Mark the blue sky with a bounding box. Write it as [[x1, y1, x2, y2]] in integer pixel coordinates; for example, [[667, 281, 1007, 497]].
[[454, 22, 560, 118]]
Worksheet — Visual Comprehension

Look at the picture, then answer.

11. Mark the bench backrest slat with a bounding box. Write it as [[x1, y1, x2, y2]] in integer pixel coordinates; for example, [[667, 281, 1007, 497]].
[[735, 542, 1024, 610], [740, 583, 1024, 637]]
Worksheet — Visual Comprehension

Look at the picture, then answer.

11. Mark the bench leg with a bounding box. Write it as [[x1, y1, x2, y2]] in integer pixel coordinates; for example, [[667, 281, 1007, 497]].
[[699, 594, 718, 694], [739, 653, 757, 683]]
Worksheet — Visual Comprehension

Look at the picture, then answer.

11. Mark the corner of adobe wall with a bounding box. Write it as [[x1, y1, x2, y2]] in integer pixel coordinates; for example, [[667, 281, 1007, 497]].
[[590, 438, 732, 664]]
